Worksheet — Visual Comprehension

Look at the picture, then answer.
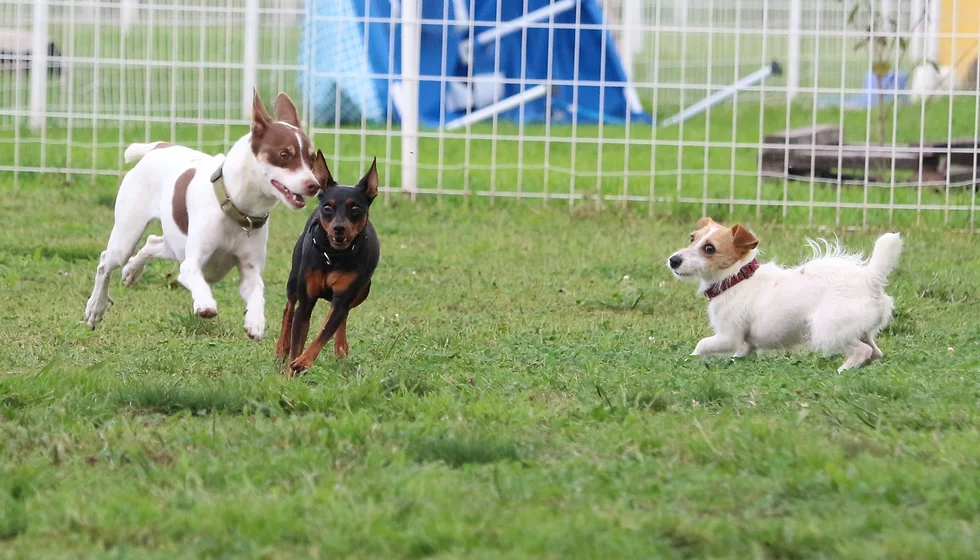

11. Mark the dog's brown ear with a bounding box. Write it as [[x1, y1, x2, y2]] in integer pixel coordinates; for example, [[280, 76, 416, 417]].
[[311, 149, 333, 189], [358, 157, 379, 201], [696, 216, 717, 229], [731, 224, 759, 250], [251, 88, 272, 139], [273, 92, 301, 128]]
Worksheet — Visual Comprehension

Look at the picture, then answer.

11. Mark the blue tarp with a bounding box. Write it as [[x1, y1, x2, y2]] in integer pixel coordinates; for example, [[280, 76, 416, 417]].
[[299, 0, 651, 127]]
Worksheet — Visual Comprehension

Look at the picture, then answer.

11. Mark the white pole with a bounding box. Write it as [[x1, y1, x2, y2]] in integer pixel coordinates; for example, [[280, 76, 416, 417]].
[[660, 62, 781, 127], [444, 85, 549, 130], [400, 0, 421, 193], [673, 0, 687, 27], [121, 0, 138, 37], [787, 0, 802, 101], [910, 0, 924, 62], [927, 0, 940, 62], [621, 0, 642, 81], [29, 0, 50, 132], [242, 0, 259, 120]]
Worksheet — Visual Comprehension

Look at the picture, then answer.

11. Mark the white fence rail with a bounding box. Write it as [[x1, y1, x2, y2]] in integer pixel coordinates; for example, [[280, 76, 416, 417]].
[[2, 0, 979, 229]]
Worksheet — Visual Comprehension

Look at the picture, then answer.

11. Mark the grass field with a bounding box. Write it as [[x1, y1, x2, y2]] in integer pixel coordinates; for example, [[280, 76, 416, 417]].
[[1, 171, 979, 557]]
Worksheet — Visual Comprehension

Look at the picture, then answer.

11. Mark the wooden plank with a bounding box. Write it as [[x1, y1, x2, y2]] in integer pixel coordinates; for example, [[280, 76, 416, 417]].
[[761, 145, 939, 171], [910, 139, 980, 167], [763, 125, 841, 147]]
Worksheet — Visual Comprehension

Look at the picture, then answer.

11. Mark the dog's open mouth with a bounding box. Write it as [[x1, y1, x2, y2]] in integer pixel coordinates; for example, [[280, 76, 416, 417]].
[[271, 180, 306, 209], [330, 236, 350, 250]]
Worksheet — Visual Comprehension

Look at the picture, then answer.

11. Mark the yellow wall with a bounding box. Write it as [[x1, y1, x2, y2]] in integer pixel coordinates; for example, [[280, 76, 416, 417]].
[[939, 0, 980, 81]]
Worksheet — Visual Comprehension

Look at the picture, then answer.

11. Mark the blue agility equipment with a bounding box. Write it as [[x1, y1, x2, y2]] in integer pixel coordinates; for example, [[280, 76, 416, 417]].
[[298, 0, 650, 128]]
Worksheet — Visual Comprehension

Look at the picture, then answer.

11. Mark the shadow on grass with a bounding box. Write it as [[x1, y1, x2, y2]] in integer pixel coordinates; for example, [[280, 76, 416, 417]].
[[409, 436, 521, 468]]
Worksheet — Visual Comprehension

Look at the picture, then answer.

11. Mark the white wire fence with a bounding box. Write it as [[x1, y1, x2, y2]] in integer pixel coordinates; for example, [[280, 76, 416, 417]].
[[3, 0, 980, 229]]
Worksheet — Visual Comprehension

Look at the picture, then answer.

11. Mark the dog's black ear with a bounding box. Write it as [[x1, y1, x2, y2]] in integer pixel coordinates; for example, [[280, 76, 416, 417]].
[[731, 224, 759, 250], [311, 149, 334, 190], [273, 92, 301, 128], [251, 88, 272, 139], [358, 157, 379, 202]]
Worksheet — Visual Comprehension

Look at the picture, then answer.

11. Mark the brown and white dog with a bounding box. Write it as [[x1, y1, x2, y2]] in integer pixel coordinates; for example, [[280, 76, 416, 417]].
[[83, 90, 319, 341], [668, 217, 903, 372]]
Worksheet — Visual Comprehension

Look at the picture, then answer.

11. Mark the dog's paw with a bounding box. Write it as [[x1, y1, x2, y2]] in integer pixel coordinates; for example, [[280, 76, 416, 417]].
[[287, 357, 312, 376], [83, 298, 106, 329], [194, 300, 218, 319], [121, 262, 144, 288], [243, 316, 265, 341]]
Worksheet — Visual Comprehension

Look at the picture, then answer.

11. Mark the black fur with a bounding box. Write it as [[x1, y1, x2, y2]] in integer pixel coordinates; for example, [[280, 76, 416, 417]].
[[276, 153, 380, 374]]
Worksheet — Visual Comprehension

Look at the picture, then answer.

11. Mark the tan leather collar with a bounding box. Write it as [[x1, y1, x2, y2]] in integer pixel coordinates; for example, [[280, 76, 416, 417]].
[[210, 165, 269, 231]]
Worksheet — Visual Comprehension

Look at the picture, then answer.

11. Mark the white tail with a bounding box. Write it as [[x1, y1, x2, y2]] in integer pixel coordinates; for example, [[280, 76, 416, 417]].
[[867, 233, 903, 278], [123, 142, 167, 164]]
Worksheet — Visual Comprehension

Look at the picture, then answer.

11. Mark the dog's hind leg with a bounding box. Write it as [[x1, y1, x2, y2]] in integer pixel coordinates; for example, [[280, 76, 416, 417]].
[[122, 235, 175, 287], [862, 336, 883, 362], [837, 341, 874, 373], [84, 197, 154, 329]]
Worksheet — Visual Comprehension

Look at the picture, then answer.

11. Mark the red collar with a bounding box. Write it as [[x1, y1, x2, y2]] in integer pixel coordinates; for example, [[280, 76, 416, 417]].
[[704, 259, 760, 300]]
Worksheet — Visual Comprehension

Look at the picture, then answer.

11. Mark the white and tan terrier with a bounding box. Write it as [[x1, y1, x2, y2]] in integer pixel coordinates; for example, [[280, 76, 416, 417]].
[[668, 217, 903, 373], [84, 90, 319, 341]]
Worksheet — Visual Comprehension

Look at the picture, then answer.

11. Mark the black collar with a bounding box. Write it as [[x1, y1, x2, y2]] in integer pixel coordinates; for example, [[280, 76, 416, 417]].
[[309, 221, 356, 265]]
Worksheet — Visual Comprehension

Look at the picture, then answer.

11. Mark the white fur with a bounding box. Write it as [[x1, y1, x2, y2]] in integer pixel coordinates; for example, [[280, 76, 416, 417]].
[[84, 134, 317, 341], [669, 232, 904, 373]]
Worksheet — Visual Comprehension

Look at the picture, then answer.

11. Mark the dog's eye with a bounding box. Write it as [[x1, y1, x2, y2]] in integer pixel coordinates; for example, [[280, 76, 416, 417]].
[[279, 150, 289, 159], [350, 207, 363, 218], [703, 243, 716, 254], [321, 207, 334, 217], [690, 234, 695, 242]]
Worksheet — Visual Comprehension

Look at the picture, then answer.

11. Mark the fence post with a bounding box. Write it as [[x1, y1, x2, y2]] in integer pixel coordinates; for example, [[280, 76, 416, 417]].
[[787, 0, 802, 101], [121, 0, 138, 36], [910, 0, 924, 61], [29, 0, 49, 132], [400, 0, 421, 193], [621, 0, 641, 80], [243, 0, 260, 120], [927, 0, 940, 62]]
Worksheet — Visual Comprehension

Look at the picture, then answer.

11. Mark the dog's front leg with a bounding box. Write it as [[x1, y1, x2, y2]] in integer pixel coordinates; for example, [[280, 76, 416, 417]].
[[238, 259, 266, 341], [178, 242, 218, 318], [288, 299, 351, 375], [691, 335, 739, 357]]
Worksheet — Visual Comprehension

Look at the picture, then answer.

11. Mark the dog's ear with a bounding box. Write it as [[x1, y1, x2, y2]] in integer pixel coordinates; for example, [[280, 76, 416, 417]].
[[731, 224, 759, 250], [251, 88, 272, 139], [311, 149, 333, 189], [273, 92, 301, 128], [358, 157, 379, 202], [696, 216, 717, 229]]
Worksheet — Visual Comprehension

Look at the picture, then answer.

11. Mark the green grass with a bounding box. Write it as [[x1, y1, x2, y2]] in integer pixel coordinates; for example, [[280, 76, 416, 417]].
[[1, 173, 979, 558]]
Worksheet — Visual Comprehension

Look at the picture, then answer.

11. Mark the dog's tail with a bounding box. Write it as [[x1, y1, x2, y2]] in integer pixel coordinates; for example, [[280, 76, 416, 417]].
[[867, 232, 903, 279], [124, 142, 168, 164]]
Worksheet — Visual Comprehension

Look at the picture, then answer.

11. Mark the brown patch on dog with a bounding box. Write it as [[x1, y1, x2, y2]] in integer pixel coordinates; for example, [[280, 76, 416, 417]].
[[172, 168, 196, 235], [689, 218, 760, 271], [151, 142, 174, 151], [311, 149, 333, 187], [250, 89, 313, 172], [334, 318, 349, 358], [327, 270, 357, 293], [358, 158, 379, 200]]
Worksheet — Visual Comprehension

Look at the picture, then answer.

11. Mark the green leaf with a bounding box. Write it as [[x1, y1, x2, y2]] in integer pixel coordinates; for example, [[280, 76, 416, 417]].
[[853, 37, 870, 52], [848, 4, 861, 24], [873, 61, 892, 77]]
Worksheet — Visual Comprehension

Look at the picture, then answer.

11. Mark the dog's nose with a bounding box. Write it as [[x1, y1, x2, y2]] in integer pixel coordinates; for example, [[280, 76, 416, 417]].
[[668, 255, 683, 269], [303, 179, 319, 195], [333, 225, 346, 235]]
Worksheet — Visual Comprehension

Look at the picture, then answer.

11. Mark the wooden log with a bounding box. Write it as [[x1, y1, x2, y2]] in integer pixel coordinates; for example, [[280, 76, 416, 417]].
[[761, 144, 939, 172]]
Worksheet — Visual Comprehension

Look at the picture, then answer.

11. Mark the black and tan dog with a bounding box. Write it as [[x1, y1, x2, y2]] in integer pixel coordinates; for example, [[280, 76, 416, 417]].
[[276, 150, 380, 375]]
